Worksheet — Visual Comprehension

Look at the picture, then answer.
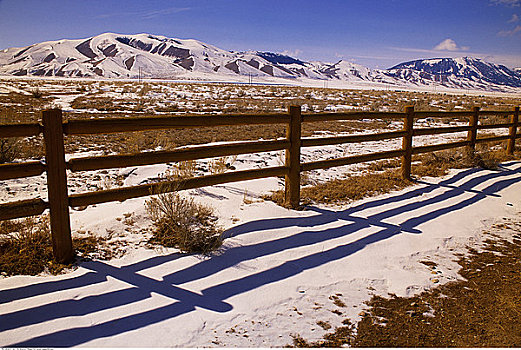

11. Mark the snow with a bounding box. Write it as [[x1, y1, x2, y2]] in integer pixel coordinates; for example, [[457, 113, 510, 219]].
[[1, 151, 521, 346]]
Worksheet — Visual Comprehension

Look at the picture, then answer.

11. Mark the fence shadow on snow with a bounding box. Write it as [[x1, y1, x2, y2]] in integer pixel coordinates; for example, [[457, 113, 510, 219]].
[[1, 162, 520, 347]]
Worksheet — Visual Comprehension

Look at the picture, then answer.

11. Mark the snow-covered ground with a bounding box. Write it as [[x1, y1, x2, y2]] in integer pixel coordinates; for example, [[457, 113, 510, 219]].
[[1, 154, 521, 346]]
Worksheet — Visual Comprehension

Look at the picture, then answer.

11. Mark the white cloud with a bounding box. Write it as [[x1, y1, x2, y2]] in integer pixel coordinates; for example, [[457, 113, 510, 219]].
[[97, 7, 190, 20], [508, 14, 519, 22], [281, 49, 302, 57], [433, 38, 469, 51], [141, 7, 190, 20], [498, 24, 521, 36], [491, 0, 521, 6]]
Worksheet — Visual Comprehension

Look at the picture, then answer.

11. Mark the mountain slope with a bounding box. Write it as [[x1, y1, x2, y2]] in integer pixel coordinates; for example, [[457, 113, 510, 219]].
[[0, 33, 305, 80], [1, 33, 520, 92], [386, 57, 521, 88]]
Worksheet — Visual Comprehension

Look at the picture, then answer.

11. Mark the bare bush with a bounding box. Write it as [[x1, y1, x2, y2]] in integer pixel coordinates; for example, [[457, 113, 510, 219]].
[[145, 181, 222, 254], [31, 88, 43, 99], [172, 160, 197, 178]]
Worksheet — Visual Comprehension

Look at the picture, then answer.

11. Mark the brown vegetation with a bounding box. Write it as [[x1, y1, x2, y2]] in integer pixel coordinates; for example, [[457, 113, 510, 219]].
[[0, 137, 20, 163], [145, 179, 222, 254], [268, 170, 411, 207], [0, 215, 112, 276]]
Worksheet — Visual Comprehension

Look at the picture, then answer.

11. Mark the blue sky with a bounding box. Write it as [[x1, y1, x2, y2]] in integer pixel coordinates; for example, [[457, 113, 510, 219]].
[[0, 0, 520, 68]]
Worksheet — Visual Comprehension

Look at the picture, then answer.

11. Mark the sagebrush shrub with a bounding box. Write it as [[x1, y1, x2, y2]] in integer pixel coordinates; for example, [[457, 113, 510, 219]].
[[146, 189, 222, 254]]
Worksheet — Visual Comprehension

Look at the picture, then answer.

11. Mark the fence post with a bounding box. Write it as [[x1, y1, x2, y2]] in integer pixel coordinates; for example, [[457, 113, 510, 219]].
[[285, 105, 301, 208], [467, 106, 479, 153], [42, 109, 73, 264], [507, 106, 519, 155], [401, 106, 414, 180]]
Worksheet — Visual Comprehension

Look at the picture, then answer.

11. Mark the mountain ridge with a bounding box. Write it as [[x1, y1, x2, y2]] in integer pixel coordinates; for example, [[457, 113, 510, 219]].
[[1, 33, 520, 92]]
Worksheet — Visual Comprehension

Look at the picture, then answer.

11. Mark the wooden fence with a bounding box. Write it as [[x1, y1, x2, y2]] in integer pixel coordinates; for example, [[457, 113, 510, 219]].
[[0, 105, 519, 263]]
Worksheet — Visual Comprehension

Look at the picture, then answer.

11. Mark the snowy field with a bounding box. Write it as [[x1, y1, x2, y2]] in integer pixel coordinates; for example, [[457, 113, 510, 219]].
[[1, 162, 521, 347], [0, 77, 520, 346]]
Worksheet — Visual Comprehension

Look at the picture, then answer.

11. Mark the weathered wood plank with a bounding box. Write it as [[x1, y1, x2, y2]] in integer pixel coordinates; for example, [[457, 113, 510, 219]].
[[477, 123, 514, 130], [0, 123, 42, 138], [413, 125, 471, 136], [285, 106, 301, 209], [414, 111, 473, 118], [301, 149, 404, 172], [412, 140, 470, 155], [0, 198, 48, 221], [0, 161, 45, 180], [302, 130, 406, 147], [401, 106, 414, 180], [479, 110, 514, 116], [475, 135, 511, 144], [507, 107, 519, 154], [467, 107, 479, 152], [42, 109, 73, 264], [68, 139, 290, 172], [302, 111, 405, 123]]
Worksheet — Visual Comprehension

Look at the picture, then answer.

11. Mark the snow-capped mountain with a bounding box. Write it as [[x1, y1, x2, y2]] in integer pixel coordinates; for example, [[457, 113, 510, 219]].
[[1, 33, 520, 92], [0, 32, 378, 83], [386, 57, 521, 88], [0, 33, 292, 79]]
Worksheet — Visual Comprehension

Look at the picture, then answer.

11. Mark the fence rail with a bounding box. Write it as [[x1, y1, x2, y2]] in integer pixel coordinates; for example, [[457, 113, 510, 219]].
[[0, 105, 519, 263], [67, 139, 290, 172]]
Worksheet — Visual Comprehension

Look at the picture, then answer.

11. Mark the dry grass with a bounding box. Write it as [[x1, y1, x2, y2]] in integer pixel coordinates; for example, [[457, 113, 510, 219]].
[[0, 215, 113, 276], [413, 145, 519, 178], [354, 231, 521, 347], [171, 160, 197, 179], [268, 170, 412, 207], [0, 216, 60, 275], [2, 79, 519, 160], [209, 155, 237, 175]]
